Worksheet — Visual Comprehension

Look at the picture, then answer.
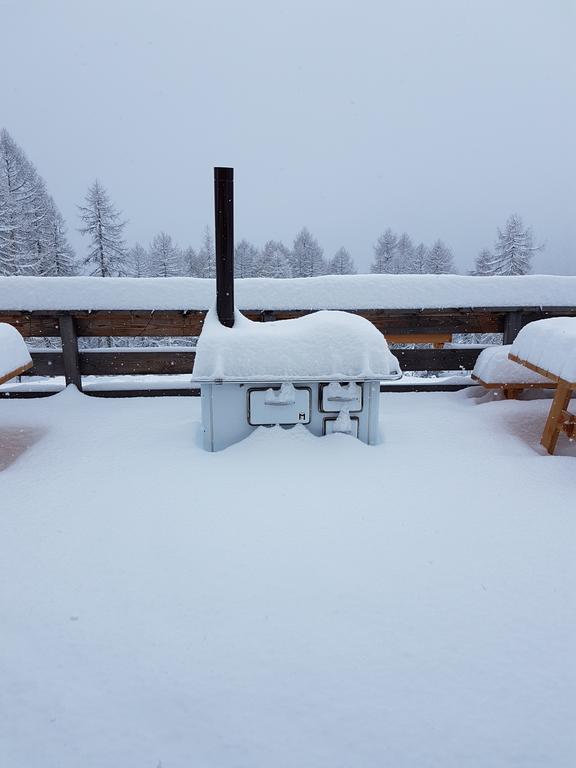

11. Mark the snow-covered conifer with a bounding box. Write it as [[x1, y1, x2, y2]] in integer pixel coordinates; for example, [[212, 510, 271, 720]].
[[408, 242, 429, 273], [471, 248, 494, 276], [39, 199, 77, 275], [492, 214, 541, 275], [0, 129, 53, 275], [426, 239, 456, 273], [290, 228, 326, 277], [181, 246, 199, 277], [148, 232, 180, 277], [396, 233, 415, 273], [234, 239, 259, 278], [257, 240, 291, 278], [328, 247, 356, 274], [196, 226, 215, 278], [78, 180, 127, 277], [371, 229, 398, 273], [127, 243, 150, 277]]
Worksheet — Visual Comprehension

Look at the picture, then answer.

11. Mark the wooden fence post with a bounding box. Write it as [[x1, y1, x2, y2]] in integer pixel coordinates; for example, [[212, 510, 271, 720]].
[[503, 311, 524, 345], [58, 314, 82, 391]]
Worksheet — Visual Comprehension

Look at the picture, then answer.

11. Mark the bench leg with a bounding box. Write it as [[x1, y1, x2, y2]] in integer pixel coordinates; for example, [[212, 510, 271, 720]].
[[541, 383, 572, 454]]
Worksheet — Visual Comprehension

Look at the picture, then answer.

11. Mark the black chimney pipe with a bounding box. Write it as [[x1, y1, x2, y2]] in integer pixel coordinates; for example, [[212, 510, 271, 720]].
[[214, 167, 235, 328]]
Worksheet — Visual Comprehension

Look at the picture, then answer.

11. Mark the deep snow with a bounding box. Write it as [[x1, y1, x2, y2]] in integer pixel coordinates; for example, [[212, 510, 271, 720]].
[[0, 322, 31, 380], [1, 389, 575, 767], [473, 345, 550, 384], [510, 318, 576, 382], [192, 308, 400, 381], [1, 273, 576, 310]]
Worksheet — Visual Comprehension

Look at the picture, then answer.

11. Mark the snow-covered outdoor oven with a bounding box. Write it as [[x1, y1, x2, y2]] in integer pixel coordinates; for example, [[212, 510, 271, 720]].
[[192, 168, 402, 452]]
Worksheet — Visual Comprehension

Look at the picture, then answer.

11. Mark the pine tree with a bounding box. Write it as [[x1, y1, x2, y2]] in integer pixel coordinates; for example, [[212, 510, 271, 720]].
[[127, 243, 149, 277], [196, 226, 215, 278], [0, 129, 54, 275], [39, 199, 77, 275], [290, 228, 326, 277], [181, 246, 199, 277], [328, 247, 356, 275], [492, 214, 541, 275], [234, 239, 259, 278], [257, 240, 291, 278], [148, 232, 181, 277], [471, 248, 494, 276], [408, 242, 428, 273], [426, 239, 456, 273], [78, 180, 127, 276], [396, 233, 414, 273], [371, 229, 398, 273]]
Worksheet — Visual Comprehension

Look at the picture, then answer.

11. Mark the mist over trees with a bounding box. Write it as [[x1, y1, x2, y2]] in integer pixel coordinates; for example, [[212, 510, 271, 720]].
[[1, 130, 547, 280]]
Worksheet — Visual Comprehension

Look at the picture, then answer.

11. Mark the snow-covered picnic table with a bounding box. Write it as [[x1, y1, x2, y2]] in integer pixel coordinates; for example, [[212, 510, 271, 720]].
[[471, 345, 553, 399], [509, 318, 576, 453], [0, 322, 32, 385]]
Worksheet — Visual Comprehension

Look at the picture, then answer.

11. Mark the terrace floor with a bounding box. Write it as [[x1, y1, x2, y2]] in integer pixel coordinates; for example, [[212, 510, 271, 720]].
[[1, 389, 575, 767]]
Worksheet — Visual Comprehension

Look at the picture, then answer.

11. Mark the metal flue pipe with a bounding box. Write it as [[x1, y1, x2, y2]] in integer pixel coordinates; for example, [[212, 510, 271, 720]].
[[214, 167, 235, 327]]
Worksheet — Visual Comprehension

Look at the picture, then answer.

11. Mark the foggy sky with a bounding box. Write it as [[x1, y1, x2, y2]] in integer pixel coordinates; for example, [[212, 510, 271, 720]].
[[1, 0, 574, 273]]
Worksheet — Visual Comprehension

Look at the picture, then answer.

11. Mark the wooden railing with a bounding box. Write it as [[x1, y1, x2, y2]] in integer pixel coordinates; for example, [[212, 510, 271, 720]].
[[1, 305, 575, 396]]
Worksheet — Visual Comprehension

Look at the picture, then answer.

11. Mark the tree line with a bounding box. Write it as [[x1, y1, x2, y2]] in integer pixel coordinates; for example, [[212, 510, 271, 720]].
[[1, 128, 543, 280]]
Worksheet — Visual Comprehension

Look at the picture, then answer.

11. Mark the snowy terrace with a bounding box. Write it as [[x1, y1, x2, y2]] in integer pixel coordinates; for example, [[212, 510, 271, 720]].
[[1, 274, 576, 395], [1, 387, 575, 767]]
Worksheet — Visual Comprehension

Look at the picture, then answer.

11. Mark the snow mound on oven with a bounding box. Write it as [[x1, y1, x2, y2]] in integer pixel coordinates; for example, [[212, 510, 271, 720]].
[[192, 308, 401, 381]]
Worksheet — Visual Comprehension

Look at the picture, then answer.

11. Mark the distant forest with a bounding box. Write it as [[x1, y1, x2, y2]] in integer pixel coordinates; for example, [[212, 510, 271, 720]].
[[1, 129, 543, 281]]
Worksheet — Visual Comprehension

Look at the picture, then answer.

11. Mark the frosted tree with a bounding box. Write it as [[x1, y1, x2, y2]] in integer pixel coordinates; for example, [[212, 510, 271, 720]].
[[328, 247, 356, 275], [196, 226, 215, 278], [396, 233, 415, 273], [492, 214, 541, 275], [234, 239, 259, 278], [471, 248, 494, 276], [371, 229, 398, 273], [291, 228, 326, 277], [426, 239, 456, 273], [127, 243, 149, 277], [181, 246, 199, 277], [257, 240, 291, 278], [0, 129, 54, 275], [39, 200, 77, 275], [78, 180, 127, 276], [408, 242, 429, 273], [148, 232, 181, 277]]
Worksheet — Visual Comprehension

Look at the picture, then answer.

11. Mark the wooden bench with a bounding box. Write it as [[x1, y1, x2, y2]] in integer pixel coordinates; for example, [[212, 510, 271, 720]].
[[509, 354, 575, 454], [386, 333, 452, 349]]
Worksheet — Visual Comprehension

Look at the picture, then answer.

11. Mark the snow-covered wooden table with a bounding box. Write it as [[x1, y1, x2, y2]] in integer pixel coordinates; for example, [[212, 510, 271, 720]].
[[509, 318, 576, 454], [0, 323, 32, 385]]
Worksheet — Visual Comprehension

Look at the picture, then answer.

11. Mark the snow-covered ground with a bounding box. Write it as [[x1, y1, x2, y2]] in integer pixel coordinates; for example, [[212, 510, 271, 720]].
[[1, 389, 575, 767]]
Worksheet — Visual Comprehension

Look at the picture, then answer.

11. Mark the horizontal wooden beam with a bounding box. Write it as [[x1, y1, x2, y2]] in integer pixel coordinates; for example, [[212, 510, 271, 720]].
[[1, 306, 575, 337], [24, 346, 484, 377]]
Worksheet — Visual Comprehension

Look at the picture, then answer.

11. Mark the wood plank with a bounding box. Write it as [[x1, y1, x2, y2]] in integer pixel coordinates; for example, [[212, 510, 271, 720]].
[[58, 315, 82, 390], [386, 333, 452, 345], [541, 382, 573, 454], [470, 374, 555, 390], [0, 361, 33, 386], [22, 347, 484, 377], [1, 306, 576, 338], [508, 354, 576, 386]]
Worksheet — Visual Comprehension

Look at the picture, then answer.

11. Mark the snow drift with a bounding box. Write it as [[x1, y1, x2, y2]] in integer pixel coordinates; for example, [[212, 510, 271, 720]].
[[192, 308, 401, 381], [1, 274, 576, 311]]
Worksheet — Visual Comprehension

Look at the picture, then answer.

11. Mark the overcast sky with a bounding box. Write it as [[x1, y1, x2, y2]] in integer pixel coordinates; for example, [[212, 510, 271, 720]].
[[1, 0, 574, 273]]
